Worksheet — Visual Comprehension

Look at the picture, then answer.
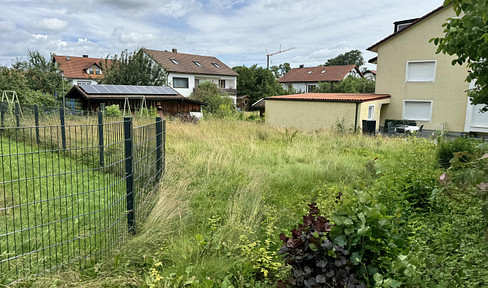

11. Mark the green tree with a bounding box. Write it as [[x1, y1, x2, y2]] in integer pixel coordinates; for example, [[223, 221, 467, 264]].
[[431, 1, 488, 111], [233, 65, 287, 103], [189, 81, 234, 115], [317, 77, 375, 94], [101, 48, 167, 86], [12, 50, 67, 98], [270, 62, 292, 78], [325, 50, 364, 67]]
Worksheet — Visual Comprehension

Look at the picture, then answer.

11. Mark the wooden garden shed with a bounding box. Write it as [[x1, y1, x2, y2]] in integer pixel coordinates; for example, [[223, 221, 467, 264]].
[[65, 84, 205, 116]]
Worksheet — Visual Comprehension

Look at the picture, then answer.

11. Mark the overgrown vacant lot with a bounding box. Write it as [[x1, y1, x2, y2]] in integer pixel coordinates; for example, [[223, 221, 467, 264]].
[[20, 119, 488, 287]]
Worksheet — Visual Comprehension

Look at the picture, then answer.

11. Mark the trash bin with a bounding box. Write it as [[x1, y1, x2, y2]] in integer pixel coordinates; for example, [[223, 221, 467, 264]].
[[362, 120, 376, 135]]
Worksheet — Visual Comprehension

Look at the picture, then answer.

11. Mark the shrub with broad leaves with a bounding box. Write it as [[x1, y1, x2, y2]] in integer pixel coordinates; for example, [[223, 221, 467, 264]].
[[278, 203, 364, 288]]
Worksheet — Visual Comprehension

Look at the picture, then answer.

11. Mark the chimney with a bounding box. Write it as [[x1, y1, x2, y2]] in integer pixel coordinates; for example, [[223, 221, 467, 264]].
[[172, 48, 177, 53], [299, 64, 304, 68], [83, 55, 88, 58]]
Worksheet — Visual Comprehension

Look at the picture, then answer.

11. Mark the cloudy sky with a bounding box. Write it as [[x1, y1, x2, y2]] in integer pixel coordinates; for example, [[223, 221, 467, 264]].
[[0, 0, 444, 70]]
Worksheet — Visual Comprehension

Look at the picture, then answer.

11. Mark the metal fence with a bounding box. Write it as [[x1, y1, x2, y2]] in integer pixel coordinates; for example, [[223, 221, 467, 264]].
[[0, 109, 165, 284]]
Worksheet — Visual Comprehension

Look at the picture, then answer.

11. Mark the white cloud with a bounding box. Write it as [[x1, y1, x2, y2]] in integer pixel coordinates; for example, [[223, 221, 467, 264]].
[[0, 0, 446, 69], [31, 34, 48, 40], [33, 18, 68, 32], [0, 20, 16, 32]]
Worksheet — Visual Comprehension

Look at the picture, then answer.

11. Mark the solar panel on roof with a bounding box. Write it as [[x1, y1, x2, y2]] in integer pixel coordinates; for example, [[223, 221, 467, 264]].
[[148, 86, 162, 94], [117, 85, 132, 94], [163, 87, 178, 95], [95, 85, 110, 93], [80, 85, 98, 93], [79, 84, 177, 95], [139, 86, 151, 94]]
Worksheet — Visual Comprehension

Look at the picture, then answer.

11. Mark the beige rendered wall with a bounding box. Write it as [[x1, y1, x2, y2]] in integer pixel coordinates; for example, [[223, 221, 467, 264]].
[[375, 7, 469, 132], [359, 99, 391, 131], [265, 100, 358, 132]]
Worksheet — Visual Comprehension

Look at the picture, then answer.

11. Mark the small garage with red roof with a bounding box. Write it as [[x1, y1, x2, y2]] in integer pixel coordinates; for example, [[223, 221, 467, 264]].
[[265, 93, 390, 132]]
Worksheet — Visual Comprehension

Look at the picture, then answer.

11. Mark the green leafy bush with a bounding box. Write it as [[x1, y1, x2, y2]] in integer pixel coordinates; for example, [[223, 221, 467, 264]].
[[104, 104, 122, 117], [329, 190, 405, 287], [189, 82, 234, 116], [436, 137, 476, 168]]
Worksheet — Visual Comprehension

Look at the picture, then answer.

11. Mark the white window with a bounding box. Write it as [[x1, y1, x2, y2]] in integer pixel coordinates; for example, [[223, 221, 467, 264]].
[[403, 100, 433, 121], [406, 61, 436, 82], [173, 77, 189, 88], [219, 79, 226, 89], [195, 78, 200, 87], [307, 85, 316, 93], [368, 105, 375, 120]]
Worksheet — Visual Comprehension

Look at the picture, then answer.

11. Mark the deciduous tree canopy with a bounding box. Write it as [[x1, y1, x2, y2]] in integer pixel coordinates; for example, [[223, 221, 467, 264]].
[[233, 64, 287, 103], [324, 50, 365, 67], [189, 81, 234, 115], [317, 77, 375, 94], [101, 48, 167, 86], [270, 62, 292, 78], [431, 1, 488, 111]]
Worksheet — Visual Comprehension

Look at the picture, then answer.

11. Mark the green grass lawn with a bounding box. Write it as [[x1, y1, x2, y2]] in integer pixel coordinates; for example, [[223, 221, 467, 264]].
[[10, 119, 488, 287], [0, 133, 127, 284]]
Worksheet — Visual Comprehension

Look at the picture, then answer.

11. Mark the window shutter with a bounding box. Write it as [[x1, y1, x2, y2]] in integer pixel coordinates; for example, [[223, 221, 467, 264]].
[[406, 61, 436, 82], [403, 101, 432, 121]]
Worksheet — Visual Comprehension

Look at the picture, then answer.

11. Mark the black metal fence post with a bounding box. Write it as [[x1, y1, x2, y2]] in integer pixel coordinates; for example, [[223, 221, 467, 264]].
[[59, 104, 66, 149], [163, 119, 166, 176], [0, 101, 5, 128], [156, 117, 163, 180], [34, 105, 40, 144], [124, 117, 135, 235], [15, 102, 20, 127], [98, 111, 104, 165]]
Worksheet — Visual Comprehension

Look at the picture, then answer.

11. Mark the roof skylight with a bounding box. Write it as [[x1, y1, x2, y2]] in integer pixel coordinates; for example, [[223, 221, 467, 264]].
[[169, 58, 179, 65], [307, 71, 312, 74], [193, 60, 202, 66], [212, 62, 221, 68], [321, 70, 326, 74]]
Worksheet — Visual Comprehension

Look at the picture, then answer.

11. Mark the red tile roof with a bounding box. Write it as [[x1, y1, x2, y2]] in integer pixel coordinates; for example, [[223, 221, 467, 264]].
[[367, 4, 449, 52], [278, 65, 360, 83], [54, 55, 111, 80], [144, 49, 239, 77], [266, 93, 390, 103]]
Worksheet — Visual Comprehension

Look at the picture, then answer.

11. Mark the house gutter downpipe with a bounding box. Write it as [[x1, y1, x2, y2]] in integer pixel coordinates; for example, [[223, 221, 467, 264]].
[[354, 102, 359, 132]]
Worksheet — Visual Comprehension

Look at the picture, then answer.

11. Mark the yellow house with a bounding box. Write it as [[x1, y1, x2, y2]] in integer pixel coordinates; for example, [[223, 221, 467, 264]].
[[265, 93, 390, 132], [367, 5, 488, 134]]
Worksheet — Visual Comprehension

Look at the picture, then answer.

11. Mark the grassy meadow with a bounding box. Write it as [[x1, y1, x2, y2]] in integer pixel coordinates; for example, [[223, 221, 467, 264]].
[[10, 118, 488, 287]]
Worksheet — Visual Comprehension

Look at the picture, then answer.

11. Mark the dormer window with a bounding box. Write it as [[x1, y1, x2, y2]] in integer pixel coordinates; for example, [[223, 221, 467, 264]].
[[193, 60, 202, 67], [212, 62, 221, 68], [307, 71, 312, 75], [87, 65, 102, 75], [170, 58, 179, 65]]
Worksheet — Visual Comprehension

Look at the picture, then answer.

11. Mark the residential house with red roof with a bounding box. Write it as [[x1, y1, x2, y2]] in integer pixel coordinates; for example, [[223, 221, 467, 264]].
[[278, 65, 363, 93], [367, 4, 488, 134], [144, 48, 239, 101], [53, 55, 111, 86]]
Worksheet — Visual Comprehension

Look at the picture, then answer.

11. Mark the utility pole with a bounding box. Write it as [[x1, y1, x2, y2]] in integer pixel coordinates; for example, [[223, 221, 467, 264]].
[[266, 46, 295, 69]]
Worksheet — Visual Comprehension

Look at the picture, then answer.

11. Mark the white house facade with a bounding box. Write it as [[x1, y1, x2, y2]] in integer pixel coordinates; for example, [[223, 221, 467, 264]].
[[279, 65, 363, 93], [144, 49, 239, 103]]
